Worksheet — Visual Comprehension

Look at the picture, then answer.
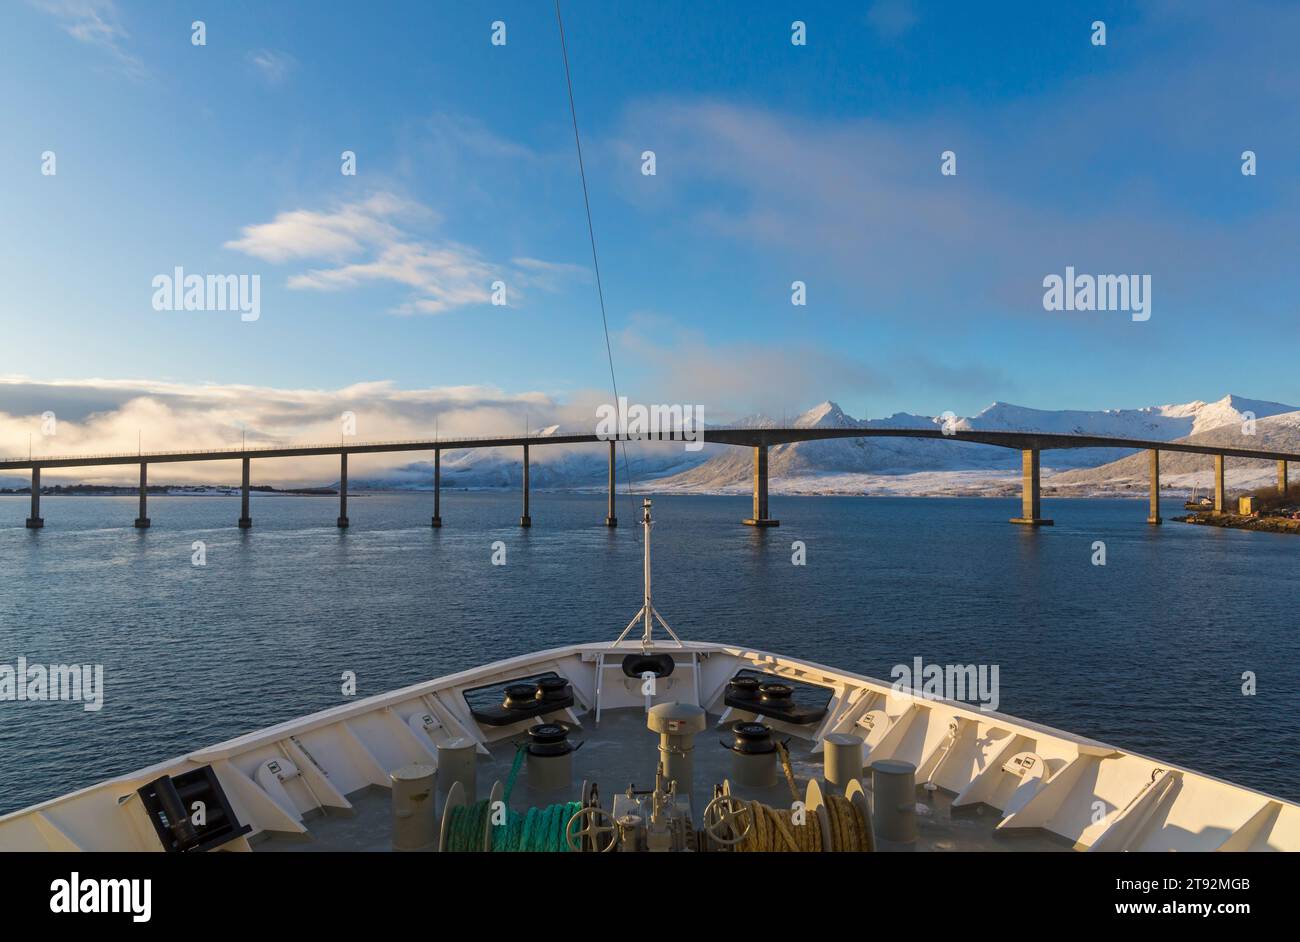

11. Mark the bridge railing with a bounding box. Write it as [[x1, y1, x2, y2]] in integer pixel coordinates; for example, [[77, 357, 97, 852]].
[[0, 432, 587, 464], [1, 426, 822, 464], [8, 424, 1254, 466]]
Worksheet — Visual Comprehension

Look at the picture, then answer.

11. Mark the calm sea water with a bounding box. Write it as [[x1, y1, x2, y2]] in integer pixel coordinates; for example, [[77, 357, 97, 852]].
[[1, 491, 1297, 815]]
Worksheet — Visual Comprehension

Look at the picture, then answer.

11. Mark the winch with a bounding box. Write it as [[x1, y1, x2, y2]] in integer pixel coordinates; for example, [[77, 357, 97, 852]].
[[721, 721, 779, 787], [525, 722, 580, 793]]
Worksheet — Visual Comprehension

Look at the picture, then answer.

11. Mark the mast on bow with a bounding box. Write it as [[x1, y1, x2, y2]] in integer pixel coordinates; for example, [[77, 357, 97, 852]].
[[611, 499, 683, 650]]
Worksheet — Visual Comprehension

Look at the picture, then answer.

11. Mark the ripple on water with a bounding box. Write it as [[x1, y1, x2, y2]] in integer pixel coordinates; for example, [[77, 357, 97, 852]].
[[0, 491, 1297, 814]]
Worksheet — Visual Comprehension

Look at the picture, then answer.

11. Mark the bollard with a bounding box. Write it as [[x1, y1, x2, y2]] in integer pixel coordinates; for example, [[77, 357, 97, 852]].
[[436, 737, 477, 805], [871, 758, 918, 848], [391, 763, 437, 852], [823, 732, 864, 789]]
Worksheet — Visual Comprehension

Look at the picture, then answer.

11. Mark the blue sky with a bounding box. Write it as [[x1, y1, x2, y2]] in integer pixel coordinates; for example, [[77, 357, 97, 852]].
[[2, 0, 1298, 441]]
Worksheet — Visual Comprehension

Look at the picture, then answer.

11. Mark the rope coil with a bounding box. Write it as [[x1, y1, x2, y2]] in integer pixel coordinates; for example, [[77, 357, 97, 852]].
[[444, 745, 582, 852], [729, 742, 873, 852]]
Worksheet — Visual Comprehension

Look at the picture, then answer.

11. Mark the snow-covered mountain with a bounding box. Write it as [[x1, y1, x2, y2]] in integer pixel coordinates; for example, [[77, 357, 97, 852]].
[[8, 394, 1291, 497], [1049, 409, 1300, 496], [330, 394, 1297, 496], [964, 395, 1296, 439], [347, 424, 717, 492], [650, 394, 1299, 495]]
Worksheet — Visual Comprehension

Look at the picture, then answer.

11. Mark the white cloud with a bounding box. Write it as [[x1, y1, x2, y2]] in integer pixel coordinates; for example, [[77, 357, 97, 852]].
[[289, 240, 497, 313], [247, 48, 296, 83], [225, 193, 580, 315], [225, 193, 418, 264], [0, 375, 575, 486], [29, 0, 144, 77]]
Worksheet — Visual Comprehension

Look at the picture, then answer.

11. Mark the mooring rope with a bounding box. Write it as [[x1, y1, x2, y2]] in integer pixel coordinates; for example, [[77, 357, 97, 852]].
[[444, 745, 583, 852], [730, 742, 873, 852]]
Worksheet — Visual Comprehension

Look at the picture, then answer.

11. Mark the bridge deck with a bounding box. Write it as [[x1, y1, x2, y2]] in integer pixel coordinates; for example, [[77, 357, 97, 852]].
[[3, 427, 1299, 470]]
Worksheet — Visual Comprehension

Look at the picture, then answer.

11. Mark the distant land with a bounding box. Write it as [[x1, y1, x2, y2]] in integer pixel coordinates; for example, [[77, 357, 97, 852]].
[[3, 394, 1296, 499], [0, 484, 336, 497]]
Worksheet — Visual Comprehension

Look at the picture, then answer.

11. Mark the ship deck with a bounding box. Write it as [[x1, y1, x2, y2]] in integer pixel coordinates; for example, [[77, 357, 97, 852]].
[[6, 639, 1293, 852], [256, 706, 1070, 852]]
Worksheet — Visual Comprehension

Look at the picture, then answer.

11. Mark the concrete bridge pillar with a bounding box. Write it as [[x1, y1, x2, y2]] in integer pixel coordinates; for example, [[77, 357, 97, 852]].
[[1214, 454, 1226, 512], [431, 448, 442, 527], [1010, 449, 1053, 526], [743, 444, 779, 527], [134, 463, 151, 528], [337, 453, 350, 528], [520, 443, 532, 527], [238, 457, 252, 529], [605, 440, 617, 527], [1280, 460, 1289, 495], [25, 466, 43, 528], [1147, 449, 1161, 525]]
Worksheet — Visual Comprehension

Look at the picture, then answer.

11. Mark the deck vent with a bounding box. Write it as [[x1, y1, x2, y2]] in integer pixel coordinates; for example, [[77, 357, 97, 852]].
[[647, 702, 707, 799]]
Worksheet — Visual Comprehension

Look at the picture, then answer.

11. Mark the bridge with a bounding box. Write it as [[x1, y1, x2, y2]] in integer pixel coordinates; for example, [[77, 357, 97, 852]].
[[2, 427, 1296, 530]]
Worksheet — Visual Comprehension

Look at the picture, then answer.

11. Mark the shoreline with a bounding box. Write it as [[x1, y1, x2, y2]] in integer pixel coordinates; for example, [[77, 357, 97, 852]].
[[0, 486, 1253, 501], [0, 487, 337, 498], [1177, 512, 1300, 534]]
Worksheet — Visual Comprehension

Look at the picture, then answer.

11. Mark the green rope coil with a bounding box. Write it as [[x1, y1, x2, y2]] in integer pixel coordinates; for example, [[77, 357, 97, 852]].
[[444, 744, 584, 852]]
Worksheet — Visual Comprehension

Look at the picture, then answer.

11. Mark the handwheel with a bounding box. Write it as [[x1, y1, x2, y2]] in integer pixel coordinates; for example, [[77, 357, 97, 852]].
[[565, 805, 618, 852], [703, 794, 752, 846]]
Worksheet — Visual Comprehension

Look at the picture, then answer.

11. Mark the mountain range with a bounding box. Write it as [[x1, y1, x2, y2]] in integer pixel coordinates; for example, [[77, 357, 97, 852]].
[[364, 393, 1300, 498], [8, 394, 1292, 497]]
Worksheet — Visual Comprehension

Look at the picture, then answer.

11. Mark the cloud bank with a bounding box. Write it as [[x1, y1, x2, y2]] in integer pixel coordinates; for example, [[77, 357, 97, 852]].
[[0, 376, 587, 486]]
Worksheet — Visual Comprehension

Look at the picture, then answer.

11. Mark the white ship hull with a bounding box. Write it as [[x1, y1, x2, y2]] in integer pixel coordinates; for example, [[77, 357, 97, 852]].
[[2, 639, 1295, 852]]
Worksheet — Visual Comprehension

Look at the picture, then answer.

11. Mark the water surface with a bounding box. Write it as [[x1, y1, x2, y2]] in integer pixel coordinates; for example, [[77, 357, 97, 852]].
[[1, 491, 1296, 814]]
